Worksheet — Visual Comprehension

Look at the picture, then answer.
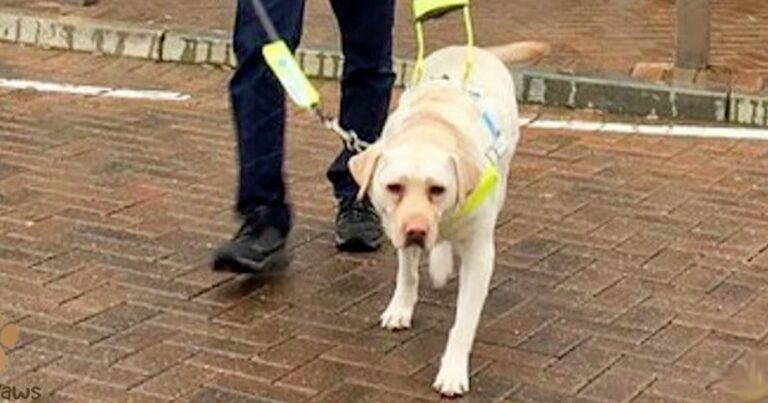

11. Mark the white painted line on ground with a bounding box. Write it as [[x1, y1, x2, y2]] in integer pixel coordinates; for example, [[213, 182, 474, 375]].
[[4, 77, 764, 138], [0, 78, 191, 101], [521, 118, 768, 140]]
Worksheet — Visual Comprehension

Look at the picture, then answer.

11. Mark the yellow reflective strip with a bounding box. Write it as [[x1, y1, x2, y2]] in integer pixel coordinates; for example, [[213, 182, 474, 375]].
[[455, 161, 500, 218], [411, 1, 475, 84], [462, 6, 475, 82], [413, 22, 427, 84], [413, 0, 469, 21], [262, 40, 320, 109]]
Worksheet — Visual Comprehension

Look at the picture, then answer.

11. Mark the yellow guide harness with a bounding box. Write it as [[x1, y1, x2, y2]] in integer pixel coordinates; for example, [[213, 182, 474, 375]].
[[255, 0, 500, 217]]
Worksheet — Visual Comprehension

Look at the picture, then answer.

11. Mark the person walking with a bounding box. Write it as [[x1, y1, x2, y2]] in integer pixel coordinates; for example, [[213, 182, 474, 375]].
[[212, 0, 396, 274]]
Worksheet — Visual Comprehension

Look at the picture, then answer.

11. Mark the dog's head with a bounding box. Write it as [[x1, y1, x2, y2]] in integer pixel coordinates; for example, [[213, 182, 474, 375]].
[[349, 123, 482, 251]]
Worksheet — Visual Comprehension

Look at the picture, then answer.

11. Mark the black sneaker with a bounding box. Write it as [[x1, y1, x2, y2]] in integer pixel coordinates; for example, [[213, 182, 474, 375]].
[[335, 198, 384, 252], [212, 206, 290, 275]]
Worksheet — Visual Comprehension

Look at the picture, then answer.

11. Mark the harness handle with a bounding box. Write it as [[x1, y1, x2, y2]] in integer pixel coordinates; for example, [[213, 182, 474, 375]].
[[412, 0, 475, 84], [413, 0, 468, 21]]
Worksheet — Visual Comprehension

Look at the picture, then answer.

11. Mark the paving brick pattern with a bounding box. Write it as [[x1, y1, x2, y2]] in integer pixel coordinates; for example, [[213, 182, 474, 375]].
[[4, 0, 768, 86], [1, 44, 768, 402]]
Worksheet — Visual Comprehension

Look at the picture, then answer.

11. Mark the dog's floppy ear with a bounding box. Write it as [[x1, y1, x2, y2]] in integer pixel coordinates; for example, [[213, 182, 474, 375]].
[[451, 153, 482, 204], [348, 145, 383, 200]]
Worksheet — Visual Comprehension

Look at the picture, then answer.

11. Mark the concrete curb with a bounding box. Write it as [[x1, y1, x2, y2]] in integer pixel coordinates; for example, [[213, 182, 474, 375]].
[[0, 7, 766, 127], [516, 68, 729, 123], [0, 8, 163, 59]]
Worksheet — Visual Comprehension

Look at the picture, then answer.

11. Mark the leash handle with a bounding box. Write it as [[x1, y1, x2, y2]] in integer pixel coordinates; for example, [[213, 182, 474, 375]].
[[262, 40, 320, 109], [250, 0, 320, 109]]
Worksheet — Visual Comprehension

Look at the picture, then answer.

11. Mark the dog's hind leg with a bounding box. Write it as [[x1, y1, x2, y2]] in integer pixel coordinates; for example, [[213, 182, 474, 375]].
[[428, 241, 453, 289], [380, 247, 421, 330]]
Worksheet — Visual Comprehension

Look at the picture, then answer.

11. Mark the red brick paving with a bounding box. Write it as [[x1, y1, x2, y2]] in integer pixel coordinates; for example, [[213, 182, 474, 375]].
[[1, 44, 768, 402], [4, 0, 768, 86]]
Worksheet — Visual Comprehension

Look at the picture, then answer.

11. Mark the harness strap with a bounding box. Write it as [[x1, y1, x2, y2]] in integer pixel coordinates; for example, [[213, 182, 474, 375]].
[[455, 156, 500, 218], [422, 79, 505, 219]]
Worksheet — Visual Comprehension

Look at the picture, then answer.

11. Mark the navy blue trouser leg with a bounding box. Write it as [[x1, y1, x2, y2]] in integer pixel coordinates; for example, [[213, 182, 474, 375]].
[[326, 0, 396, 201], [231, 0, 395, 227], [230, 0, 305, 229]]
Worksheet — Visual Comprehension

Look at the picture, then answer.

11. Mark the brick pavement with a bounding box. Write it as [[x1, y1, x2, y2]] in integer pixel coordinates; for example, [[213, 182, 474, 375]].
[[3, 0, 768, 89], [1, 43, 768, 402]]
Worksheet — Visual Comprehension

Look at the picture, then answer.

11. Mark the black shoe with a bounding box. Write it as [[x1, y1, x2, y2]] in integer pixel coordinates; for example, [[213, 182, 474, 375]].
[[212, 206, 290, 275], [335, 198, 384, 252]]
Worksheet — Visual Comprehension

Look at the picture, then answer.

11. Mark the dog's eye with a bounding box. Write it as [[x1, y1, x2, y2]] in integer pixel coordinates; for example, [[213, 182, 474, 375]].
[[429, 185, 446, 197], [386, 183, 404, 195]]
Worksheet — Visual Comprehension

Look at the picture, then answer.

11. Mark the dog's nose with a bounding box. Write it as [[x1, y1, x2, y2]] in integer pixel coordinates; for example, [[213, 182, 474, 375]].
[[403, 215, 429, 248], [405, 228, 427, 248]]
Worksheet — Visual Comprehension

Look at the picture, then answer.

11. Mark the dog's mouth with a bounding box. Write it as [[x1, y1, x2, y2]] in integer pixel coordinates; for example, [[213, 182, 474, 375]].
[[404, 237, 426, 250], [403, 229, 429, 250]]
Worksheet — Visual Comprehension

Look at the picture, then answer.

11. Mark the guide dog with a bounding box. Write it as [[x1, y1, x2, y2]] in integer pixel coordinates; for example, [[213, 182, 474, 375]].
[[349, 41, 549, 396]]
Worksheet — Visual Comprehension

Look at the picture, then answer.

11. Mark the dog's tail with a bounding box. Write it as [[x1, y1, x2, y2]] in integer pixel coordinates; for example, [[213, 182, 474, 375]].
[[429, 242, 454, 289], [486, 41, 550, 65]]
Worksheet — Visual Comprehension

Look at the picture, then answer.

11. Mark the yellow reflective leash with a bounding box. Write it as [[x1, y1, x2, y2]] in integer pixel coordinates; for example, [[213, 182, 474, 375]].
[[252, 0, 369, 152], [262, 40, 320, 110]]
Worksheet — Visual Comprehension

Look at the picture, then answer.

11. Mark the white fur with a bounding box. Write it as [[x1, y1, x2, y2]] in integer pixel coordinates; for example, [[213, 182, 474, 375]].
[[428, 242, 454, 289]]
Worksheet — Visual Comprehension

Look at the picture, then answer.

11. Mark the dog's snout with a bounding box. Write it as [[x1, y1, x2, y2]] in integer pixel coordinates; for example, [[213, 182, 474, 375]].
[[403, 215, 429, 248], [405, 228, 427, 248]]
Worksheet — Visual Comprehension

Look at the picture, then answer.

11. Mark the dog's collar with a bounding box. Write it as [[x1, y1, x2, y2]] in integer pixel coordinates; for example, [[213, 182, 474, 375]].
[[428, 75, 502, 219]]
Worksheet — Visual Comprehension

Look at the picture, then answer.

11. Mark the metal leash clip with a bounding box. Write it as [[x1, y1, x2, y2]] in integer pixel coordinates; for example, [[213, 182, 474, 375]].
[[312, 107, 371, 153]]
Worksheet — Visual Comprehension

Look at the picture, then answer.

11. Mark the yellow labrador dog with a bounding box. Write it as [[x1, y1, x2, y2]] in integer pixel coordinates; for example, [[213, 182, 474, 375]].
[[348, 41, 549, 396]]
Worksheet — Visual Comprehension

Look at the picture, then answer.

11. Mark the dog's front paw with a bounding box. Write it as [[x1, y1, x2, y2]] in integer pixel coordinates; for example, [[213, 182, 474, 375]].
[[379, 302, 414, 330], [433, 360, 469, 397]]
